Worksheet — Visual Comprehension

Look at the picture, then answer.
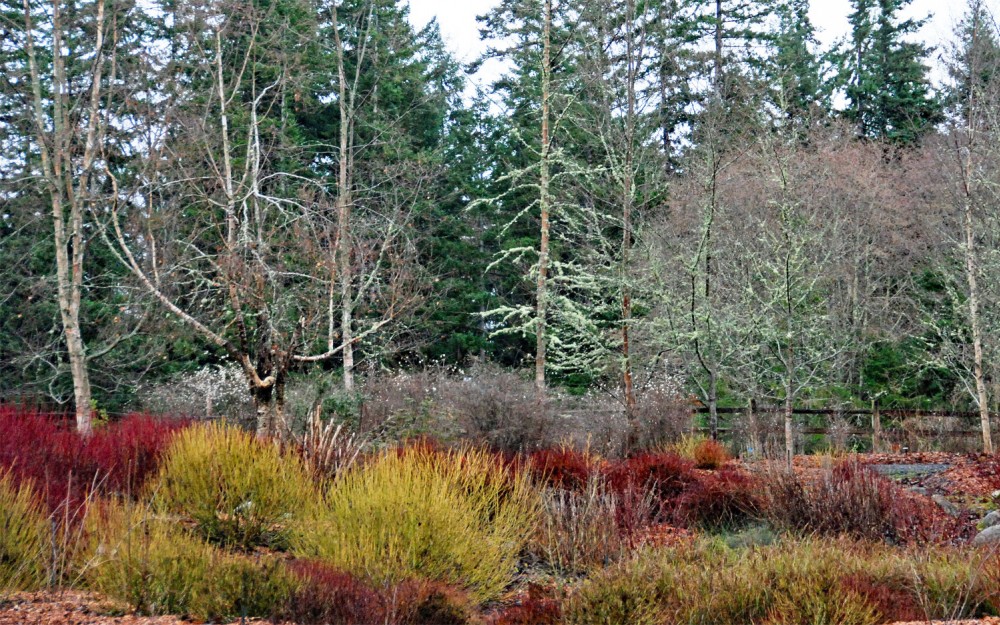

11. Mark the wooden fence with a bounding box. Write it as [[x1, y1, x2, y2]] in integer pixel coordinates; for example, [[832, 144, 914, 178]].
[[692, 402, 997, 451]]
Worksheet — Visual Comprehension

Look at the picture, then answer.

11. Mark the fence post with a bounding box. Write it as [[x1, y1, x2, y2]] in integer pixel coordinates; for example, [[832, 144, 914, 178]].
[[748, 398, 759, 458], [871, 399, 882, 453]]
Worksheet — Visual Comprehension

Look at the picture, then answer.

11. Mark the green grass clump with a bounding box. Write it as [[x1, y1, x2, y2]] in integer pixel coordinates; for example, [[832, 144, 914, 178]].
[[0, 472, 49, 593], [81, 501, 294, 621], [153, 422, 315, 550], [294, 447, 539, 602]]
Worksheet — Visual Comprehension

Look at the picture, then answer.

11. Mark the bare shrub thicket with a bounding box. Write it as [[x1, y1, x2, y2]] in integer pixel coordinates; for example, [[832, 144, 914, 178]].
[[354, 366, 692, 453], [137, 363, 692, 454], [627, 387, 694, 451], [352, 364, 555, 451], [138, 366, 254, 426]]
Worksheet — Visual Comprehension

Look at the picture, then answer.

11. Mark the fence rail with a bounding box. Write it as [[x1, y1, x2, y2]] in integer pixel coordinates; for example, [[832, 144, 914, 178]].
[[693, 406, 997, 420], [692, 402, 997, 451]]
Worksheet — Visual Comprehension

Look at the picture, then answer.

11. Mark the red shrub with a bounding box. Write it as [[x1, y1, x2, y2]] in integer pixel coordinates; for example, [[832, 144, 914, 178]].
[[604, 452, 696, 520], [395, 435, 447, 459], [283, 560, 387, 625], [889, 493, 971, 545], [487, 584, 561, 625], [674, 467, 760, 530], [839, 574, 923, 622], [0, 406, 184, 513], [692, 438, 730, 470], [84, 415, 183, 494], [527, 447, 596, 491], [601, 452, 698, 525], [613, 482, 656, 539], [392, 579, 477, 625], [758, 459, 971, 545]]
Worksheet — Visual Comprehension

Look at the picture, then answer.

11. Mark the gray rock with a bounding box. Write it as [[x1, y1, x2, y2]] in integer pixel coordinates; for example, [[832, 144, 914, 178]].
[[910, 487, 929, 497], [981, 510, 1000, 529], [932, 494, 960, 517], [972, 524, 1000, 546]]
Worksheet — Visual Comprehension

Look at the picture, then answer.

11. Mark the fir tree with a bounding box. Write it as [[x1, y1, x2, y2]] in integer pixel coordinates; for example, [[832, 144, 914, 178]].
[[840, 0, 941, 143]]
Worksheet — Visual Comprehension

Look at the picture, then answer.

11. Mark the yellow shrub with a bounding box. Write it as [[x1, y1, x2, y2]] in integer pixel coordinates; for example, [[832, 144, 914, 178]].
[[80, 501, 294, 621], [566, 537, 989, 625], [153, 423, 315, 550], [0, 472, 49, 593], [664, 434, 706, 460], [293, 447, 539, 602]]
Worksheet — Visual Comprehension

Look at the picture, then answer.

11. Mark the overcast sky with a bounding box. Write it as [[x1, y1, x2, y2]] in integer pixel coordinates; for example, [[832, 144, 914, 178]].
[[406, 0, 999, 97]]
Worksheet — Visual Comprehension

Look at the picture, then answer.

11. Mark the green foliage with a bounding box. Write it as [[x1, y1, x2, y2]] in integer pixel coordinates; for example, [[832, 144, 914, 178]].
[[838, 0, 942, 143], [82, 501, 294, 621], [0, 472, 49, 593], [153, 423, 316, 550], [766, 0, 829, 124], [293, 447, 539, 602]]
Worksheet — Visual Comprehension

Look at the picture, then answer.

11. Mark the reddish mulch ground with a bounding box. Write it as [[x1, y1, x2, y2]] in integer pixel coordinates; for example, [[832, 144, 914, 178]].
[[790, 451, 999, 498], [887, 620, 1000, 625], [4, 592, 1000, 625], [0, 592, 273, 625], [865, 452, 999, 497]]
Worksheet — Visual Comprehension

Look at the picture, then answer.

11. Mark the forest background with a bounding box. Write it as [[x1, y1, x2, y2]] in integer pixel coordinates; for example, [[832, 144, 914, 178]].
[[3, 0, 1000, 454]]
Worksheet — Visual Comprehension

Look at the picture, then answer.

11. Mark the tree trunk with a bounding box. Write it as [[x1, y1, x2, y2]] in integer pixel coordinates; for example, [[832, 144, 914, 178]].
[[252, 382, 275, 438], [24, 0, 107, 435], [964, 197, 993, 453], [338, 192, 354, 393], [621, 0, 637, 419], [332, 3, 355, 393], [871, 398, 882, 453], [708, 369, 719, 441], [714, 0, 723, 96], [784, 383, 794, 465], [251, 373, 287, 438], [535, 0, 552, 402], [66, 327, 93, 434], [959, 21, 994, 453]]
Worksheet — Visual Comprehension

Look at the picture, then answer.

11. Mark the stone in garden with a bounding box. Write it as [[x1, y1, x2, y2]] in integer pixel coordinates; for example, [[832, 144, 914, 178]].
[[972, 524, 1000, 546], [932, 494, 960, 517], [980, 510, 1000, 529]]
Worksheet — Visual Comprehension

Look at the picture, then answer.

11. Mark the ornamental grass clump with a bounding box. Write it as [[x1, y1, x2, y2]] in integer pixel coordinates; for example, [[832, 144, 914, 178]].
[[563, 536, 999, 625], [153, 422, 315, 550], [0, 471, 50, 593], [294, 446, 539, 602], [528, 474, 641, 575], [81, 501, 293, 621]]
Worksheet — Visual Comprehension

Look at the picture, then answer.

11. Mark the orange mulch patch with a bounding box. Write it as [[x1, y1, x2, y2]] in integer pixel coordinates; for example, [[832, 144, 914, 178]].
[[634, 523, 695, 549], [865, 451, 959, 465], [889, 616, 1000, 625], [854, 452, 998, 498], [0, 592, 275, 625], [940, 457, 1000, 498]]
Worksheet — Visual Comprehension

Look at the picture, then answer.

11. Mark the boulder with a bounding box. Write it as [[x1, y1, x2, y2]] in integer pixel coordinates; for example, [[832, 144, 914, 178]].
[[972, 524, 1000, 547], [932, 494, 960, 517], [981, 510, 1000, 529]]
